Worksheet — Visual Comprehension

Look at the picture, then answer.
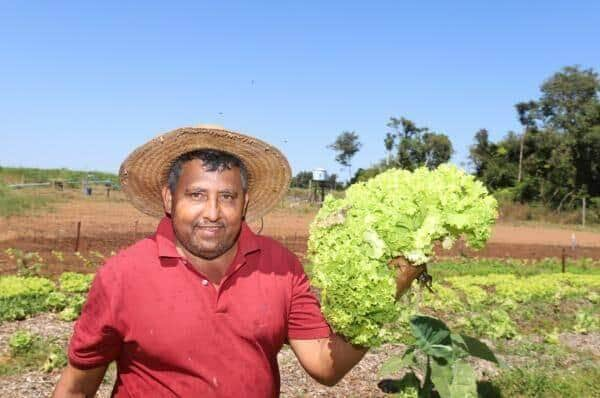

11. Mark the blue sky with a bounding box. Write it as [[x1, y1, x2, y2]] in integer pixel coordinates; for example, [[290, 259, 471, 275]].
[[1, 1, 599, 181]]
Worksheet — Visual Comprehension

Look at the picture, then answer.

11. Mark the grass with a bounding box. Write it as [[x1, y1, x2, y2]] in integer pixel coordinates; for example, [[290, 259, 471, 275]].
[[0, 166, 119, 186], [490, 366, 600, 398], [430, 257, 600, 278], [498, 201, 600, 230], [0, 183, 60, 217], [0, 331, 67, 376]]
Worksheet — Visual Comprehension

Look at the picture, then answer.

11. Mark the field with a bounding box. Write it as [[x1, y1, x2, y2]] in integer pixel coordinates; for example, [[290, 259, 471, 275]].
[[0, 187, 599, 397]]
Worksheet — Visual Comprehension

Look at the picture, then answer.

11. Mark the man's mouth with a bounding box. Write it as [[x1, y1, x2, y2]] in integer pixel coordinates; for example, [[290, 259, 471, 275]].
[[195, 225, 224, 236]]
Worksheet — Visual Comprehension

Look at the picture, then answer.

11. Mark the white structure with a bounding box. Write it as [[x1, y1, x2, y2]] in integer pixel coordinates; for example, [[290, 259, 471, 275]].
[[312, 168, 328, 182]]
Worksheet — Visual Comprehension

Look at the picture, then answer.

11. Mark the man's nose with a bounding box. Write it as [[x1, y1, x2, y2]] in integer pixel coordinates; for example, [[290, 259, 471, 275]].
[[203, 196, 220, 221]]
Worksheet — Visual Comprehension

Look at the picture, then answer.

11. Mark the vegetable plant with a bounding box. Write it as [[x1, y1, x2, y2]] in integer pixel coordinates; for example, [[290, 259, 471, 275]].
[[379, 315, 499, 398], [9, 330, 36, 355], [5, 248, 44, 277], [308, 165, 497, 346]]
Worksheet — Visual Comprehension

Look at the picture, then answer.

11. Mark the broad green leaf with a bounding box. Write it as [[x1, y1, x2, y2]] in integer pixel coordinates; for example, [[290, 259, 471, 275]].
[[426, 344, 454, 360], [430, 358, 452, 398], [449, 360, 478, 398], [458, 334, 499, 364], [410, 315, 452, 347], [379, 347, 418, 377], [450, 333, 469, 360]]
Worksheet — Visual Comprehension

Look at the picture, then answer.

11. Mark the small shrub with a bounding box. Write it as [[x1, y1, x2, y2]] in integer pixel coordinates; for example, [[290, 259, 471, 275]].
[[44, 292, 68, 311], [9, 331, 36, 356], [59, 272, 93, 293], [59, 307, 79, 322], [0, 275, 55, 321]]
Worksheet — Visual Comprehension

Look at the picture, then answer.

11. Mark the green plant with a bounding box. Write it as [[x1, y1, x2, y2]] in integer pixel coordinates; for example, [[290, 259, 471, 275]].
[[90, 250, 105, 260], [308, 165, 497, 346], [573, 310, 599, 334], [74, 252, 96, 268], [466, 309, 519, 340], [0, 182, 57, 217], [379, 315, 499, 398], [0, 275, 55, 321], [42, 345, 68, 372], [59, 272, 93, 293], [543, 328, 561, 345], [8, 330, 36, 356], [57, 293, 86, 321], [51, 250, 65, 262], [44, 292, 68, 311], [5, 248, 45, 277], [1, 331, 67, 376]]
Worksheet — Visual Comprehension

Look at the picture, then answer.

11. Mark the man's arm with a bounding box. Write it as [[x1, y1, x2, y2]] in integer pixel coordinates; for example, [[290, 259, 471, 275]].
[[52, 363, 108, 397], [289, 335, 367, 386]]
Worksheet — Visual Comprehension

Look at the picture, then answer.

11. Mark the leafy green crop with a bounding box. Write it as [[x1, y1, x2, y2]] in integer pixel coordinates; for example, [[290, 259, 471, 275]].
[[0, 272, 92, 322], [308, 165, 497, 346], [59, 272, 94, 293], [9, 331, 36, 355], [2, 330, 67, 375], [0, 276, 55, 321]]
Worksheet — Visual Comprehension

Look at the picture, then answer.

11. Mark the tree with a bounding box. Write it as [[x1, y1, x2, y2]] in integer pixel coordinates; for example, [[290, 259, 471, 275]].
[[469, 65, 600, 206], [387, 117, 453, 170], [469, 129, 519, 191], [384, 133, 395, 165], [328, 131, 362, 180], [538, 66, 600, 197], [515, 100, 539, 183], [290, 171, 313, 189], [327, 173, 343, 190]]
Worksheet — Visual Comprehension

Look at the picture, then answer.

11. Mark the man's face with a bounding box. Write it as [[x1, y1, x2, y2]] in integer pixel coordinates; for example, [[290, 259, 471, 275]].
[[162, 159, 248, 261]]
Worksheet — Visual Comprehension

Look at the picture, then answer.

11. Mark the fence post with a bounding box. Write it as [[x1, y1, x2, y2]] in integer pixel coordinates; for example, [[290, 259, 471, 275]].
[[74, 221, 81, 252], [561, 248, 566, 273], [582, 197, 586, 227]]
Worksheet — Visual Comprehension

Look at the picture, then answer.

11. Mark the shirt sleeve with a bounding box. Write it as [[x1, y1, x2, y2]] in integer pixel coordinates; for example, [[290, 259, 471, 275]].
[[68, 267, 123, 369], [287, 256, 332, 340]]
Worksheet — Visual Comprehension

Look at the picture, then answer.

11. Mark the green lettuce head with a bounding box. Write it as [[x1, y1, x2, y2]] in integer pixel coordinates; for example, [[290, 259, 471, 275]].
[[308, 165, 497, 347]]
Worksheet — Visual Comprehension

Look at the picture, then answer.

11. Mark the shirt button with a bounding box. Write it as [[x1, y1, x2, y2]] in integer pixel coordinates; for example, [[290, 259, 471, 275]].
[[202, 279, 209, 286]]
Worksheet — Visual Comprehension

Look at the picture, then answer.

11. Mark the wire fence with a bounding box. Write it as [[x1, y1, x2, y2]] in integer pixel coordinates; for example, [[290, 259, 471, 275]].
[[0, 186, 313, 259]]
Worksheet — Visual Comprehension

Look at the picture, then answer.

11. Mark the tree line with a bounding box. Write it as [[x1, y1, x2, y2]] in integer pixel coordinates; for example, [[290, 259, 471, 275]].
[[291, 65, 600, 210]]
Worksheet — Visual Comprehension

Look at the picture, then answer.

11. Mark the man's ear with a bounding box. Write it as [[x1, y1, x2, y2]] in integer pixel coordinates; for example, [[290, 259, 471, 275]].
[[161, 186, 173, 216], [242, 192, 249, 220]]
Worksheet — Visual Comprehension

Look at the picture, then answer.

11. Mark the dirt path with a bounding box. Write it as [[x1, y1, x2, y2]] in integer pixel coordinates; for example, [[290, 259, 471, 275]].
[[491, 224, 599, 247]]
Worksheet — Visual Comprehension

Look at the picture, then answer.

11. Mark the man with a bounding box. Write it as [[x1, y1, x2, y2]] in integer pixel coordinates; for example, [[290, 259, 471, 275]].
[[53, 125, 424, 397]]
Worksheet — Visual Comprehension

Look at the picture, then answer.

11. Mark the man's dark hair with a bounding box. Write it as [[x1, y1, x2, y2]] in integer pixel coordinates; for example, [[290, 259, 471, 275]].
[[167, 149, 248, 193]]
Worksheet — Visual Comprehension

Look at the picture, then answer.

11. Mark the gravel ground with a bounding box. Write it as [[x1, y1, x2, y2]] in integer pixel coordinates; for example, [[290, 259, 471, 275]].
[[0, 313, 72, 356], [1, 314, 598, 397]]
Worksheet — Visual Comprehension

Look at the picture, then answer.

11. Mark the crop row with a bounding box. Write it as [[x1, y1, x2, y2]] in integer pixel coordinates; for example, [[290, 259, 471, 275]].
[[389, 272, 600, 342], [0, 272, 93, 322]]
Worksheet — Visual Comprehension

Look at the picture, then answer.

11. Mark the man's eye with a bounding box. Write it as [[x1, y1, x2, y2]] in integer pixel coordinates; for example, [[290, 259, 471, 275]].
[[190, 192, 205, 199], [221, 194, 234, 201]]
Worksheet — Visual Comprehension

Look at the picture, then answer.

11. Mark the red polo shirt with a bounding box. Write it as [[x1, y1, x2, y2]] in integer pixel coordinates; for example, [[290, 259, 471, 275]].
[[68, 217, 331, 397]]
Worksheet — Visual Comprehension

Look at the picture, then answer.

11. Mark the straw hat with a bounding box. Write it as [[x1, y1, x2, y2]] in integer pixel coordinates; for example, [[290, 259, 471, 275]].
[[119, 125, 291, 222]]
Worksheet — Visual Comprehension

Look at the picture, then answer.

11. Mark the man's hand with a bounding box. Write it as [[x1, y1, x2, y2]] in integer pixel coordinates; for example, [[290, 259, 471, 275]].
[[391, 257, 426, 298]]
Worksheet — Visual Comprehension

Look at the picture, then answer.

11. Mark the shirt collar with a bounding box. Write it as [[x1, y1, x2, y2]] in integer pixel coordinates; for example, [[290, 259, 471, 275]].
[[155, 216, 260, 260]]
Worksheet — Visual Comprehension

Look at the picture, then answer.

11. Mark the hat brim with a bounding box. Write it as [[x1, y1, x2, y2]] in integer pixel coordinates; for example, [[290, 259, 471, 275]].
[[119, 126, 291, 222]]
